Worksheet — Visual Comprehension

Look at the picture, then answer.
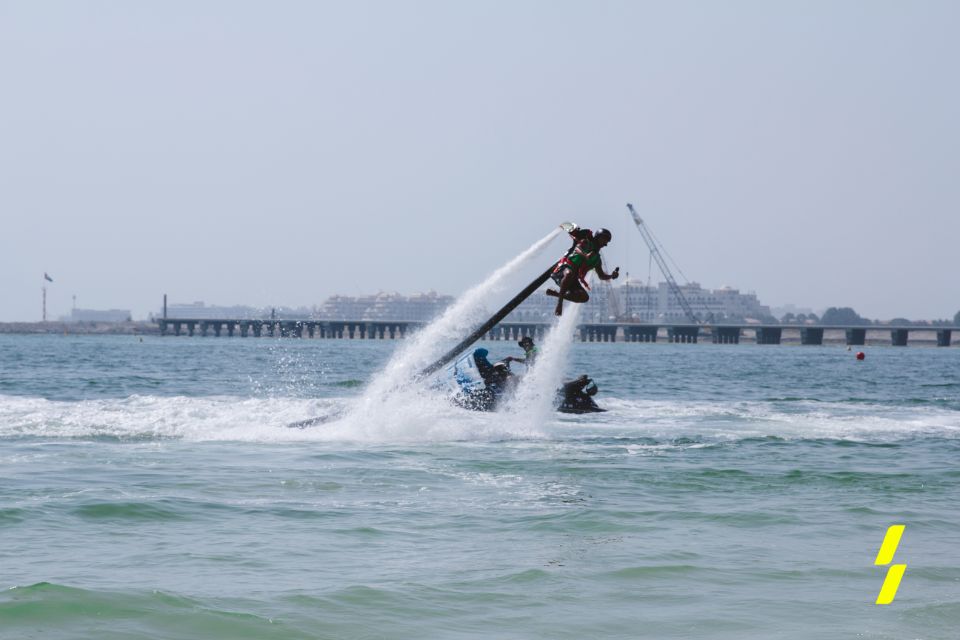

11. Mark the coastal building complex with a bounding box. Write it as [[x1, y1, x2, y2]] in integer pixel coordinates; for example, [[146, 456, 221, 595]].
[[315, 291, 454, 322], [508, 280, 772, 323], [163, 302, 263, 319], [63, 308, 133, 323], [311, 283, 769, 324], [158, 284, 768, 325]]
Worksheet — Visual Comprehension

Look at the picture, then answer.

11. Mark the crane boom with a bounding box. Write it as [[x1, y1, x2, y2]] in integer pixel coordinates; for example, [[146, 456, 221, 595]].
[[625, 203, 699, 324]]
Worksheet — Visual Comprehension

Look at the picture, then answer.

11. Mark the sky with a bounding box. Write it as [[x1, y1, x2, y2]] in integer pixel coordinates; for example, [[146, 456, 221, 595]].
[[1, 0, 957, 322]]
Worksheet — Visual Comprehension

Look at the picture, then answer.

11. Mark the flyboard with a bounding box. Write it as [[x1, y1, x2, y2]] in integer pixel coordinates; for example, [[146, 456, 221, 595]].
[[288, 223, 602, 428]]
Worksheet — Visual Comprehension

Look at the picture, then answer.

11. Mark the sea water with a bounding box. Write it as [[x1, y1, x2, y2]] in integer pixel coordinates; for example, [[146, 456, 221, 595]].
[[1, 333, 959, 639]]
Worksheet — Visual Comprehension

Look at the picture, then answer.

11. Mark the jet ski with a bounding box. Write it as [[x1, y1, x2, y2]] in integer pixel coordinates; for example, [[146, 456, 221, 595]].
[[556, 375, 605, 414], [447, 349, 604, 413]]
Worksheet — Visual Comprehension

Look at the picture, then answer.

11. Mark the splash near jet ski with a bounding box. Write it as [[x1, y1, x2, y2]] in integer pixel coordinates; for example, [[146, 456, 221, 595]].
[[421, 222, 616, 414], [445, 341, 605, 414]]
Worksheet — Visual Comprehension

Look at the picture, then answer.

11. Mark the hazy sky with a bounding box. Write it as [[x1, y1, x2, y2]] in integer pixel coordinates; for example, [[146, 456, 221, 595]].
[[2, 1, 957, 322]]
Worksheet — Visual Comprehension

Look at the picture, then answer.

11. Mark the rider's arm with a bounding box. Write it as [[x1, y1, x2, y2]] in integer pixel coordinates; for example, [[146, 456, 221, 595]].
[[595, 264, 620, 281]]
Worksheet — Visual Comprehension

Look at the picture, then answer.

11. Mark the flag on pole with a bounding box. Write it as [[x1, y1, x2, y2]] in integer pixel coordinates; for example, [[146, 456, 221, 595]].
[[44, 272, 54, 282]]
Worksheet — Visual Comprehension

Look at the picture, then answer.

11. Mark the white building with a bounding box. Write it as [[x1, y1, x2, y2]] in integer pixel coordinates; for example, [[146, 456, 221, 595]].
[[67, 308, 132, 323], [507, 280, 771, 323], [163, 301, 264, 319], [316, 291, 454, 322]]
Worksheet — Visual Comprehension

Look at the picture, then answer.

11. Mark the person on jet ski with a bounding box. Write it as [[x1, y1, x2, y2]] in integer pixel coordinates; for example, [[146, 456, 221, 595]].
[[503, 336, 538, 368], [546, 226, 620, 316], [558, 374, 605, 413], [472, 348, 515, 397]]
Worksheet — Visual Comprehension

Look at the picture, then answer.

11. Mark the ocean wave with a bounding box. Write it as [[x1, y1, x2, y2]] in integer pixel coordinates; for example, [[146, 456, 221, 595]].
[[0, 582, 306, 639]]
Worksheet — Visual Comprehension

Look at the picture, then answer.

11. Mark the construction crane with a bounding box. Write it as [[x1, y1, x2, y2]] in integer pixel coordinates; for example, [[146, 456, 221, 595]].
[[625, 203, 700, 324]]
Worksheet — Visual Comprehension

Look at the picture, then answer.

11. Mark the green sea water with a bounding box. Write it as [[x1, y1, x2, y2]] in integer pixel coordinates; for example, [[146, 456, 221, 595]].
[[1, 334, 958, 639]]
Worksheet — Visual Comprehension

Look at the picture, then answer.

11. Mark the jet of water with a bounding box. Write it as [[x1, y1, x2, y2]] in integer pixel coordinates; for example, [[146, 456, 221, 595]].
[[360, 228, 561, 397], [327, 228, 563, 440], [502, 284, 585, 429]]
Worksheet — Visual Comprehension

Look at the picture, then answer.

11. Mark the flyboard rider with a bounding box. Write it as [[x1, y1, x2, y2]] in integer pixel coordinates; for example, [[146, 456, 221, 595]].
[[546, 225, 620, 316]]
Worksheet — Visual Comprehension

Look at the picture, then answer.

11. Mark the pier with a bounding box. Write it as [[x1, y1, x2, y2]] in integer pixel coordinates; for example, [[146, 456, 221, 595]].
[[155, 319, 957, 347]]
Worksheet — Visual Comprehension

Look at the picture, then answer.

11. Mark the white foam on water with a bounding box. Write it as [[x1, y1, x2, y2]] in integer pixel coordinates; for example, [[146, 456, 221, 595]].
[[567, 397, 960, 443], [1, 393, 958, 443], [502, 291, 584, 430], [0, 393, 344, 442]]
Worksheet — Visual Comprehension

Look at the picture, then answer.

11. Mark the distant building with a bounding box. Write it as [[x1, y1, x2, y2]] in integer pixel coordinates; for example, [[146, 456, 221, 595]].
[[316, 291, 454, 322], [67, 308, 132, 323], [159, 301, 322, 320], [162, 301, 264, 319], [158, 284, 770, 325], [507, 280, 771, 323]]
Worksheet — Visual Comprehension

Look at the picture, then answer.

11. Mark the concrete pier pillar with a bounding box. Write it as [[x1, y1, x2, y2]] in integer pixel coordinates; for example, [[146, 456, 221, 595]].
[[159, 320, 167, 336], [800, 327, 823, 345], [174, 322, 182, 336], [252, 321, 262, 338], [240, 322, 249, 338], [187, 322, 196, 337], [713, 327, 740, 344], [267, 322, 276, 338], [213, 322, 223, 337], [845, 328, 866, 346], [200, 322, 209, 337], [628, 326, 657, 343], [937, 329, 952, 347], [755, 327, 781, 345], [668, 327, 698, 343], [891, 329, 909, 346], [227, 323, 235, 337]]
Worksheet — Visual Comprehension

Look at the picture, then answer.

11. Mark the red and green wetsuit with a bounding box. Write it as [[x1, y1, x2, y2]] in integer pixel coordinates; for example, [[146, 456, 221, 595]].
[[551, 233, 601, 289]]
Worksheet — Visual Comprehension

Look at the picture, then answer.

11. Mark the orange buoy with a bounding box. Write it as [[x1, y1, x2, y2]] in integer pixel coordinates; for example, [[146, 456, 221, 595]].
[[856, 351, 865, 360]]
